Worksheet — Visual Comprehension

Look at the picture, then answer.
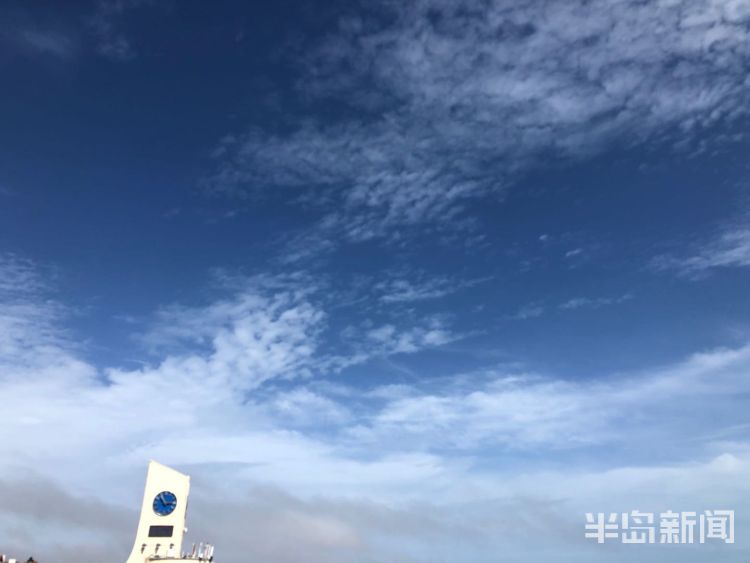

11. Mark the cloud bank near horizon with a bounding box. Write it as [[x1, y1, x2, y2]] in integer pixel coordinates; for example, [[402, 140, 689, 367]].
[[1, 253, 749, 561]]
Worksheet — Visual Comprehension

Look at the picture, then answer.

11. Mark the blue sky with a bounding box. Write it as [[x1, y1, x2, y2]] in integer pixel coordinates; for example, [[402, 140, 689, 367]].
[[2, 0, 750, 561]]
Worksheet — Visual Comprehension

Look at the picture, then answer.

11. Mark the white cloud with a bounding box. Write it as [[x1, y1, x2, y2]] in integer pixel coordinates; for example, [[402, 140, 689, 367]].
[[377, 277, 456, 303], [0, 2, 147, 63], [510, 293, 633, 319], [0, 255, 79, 374], [344, 343, 750, 453], [207, 0, 750, 247], [560, 294, 633, 311], [510, 303, 544, 320], [355, 375, 599, 450], [0, 258, 465, 495], [88, 0, 148, 61], [0, 253, 48, 295], [375, 274, 490, 303], [138, 272, 461, 381], [16, 28, 76, 58], [265, 387, 353, 427], [138, 288, 324, 389], [366, 318, 458, 354], [656, 225, 750, 275], [2, 256, 750, 561]]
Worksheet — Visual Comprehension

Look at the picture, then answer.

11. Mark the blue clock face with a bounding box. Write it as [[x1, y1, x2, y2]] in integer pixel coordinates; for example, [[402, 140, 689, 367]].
[[153, 491, 177, 516]]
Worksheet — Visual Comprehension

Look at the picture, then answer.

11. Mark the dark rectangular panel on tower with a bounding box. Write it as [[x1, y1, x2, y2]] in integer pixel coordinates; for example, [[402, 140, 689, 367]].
[[148, 525, 174, 537]]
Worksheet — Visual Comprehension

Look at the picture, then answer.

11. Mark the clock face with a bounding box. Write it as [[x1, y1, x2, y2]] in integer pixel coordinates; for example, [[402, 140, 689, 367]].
[[152, 491, 177, 516]]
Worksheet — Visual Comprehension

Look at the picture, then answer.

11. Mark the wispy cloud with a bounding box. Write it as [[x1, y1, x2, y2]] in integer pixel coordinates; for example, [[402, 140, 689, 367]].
[[88, 0, 148, 61], [207, 0, 750, 249], [0, 253, 48, 295], [509, 303, 544, 320], [0, 19, 78, 61], [375, 273, 490, 304], [377, 277, 458, 304], [345, 343, 750, 453], [137, 284, 325, 389], [0, 254, 74, 373], [656, 225, 750, 276], [137, 272, 461, 385], [365, 317, 458, 354], [510, 292, 632, 320], [16, 28, 76, 59], [559, 293, 633, 311], [0, 1, 151, 63]]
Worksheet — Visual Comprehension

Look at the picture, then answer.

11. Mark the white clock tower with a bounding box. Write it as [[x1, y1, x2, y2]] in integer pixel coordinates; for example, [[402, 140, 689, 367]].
[[125, 461, 213, 562]]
